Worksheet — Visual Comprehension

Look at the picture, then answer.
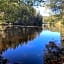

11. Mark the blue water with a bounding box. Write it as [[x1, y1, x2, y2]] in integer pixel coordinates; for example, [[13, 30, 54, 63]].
[[2, 30, 60, 64]]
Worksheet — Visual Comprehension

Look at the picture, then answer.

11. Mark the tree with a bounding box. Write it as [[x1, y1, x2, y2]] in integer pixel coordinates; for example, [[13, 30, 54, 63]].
[[0, 0, 36, 24]]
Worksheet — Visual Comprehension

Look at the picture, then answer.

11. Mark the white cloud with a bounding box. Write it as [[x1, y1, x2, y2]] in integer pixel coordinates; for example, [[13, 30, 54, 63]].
[[33, 6, 52, 16], [33, 5, 60, 16]]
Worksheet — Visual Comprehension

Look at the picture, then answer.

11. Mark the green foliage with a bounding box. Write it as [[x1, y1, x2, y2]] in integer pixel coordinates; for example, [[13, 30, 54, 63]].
[[0, 0, 36, 23]]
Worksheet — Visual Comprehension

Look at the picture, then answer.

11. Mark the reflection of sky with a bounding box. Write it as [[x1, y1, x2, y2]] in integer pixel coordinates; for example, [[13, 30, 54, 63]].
[[2, 30, 60, 64]]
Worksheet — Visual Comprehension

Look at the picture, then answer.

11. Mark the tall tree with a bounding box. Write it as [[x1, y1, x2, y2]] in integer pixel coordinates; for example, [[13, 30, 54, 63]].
[[0, 0, 36, 23]]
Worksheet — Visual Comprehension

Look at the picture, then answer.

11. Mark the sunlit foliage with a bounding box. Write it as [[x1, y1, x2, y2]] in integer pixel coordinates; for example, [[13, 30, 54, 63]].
[[0, 0, 36, 24]]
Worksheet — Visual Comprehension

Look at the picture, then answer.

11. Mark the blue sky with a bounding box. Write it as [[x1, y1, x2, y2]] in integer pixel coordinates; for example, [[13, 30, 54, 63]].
[[32, 0, 61, 16], [20, 0, 61, 16], [33, 6, 61, 16]]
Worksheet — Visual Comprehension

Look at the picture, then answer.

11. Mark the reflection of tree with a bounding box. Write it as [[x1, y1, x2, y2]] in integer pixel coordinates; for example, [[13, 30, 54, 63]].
[[0, 26, 42, 52], [44, 41, 64, 64], [0, 51, 8, 64]]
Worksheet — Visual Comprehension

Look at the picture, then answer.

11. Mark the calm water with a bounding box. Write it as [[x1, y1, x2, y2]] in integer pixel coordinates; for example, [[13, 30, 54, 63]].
[[0, 27, 60, 64]]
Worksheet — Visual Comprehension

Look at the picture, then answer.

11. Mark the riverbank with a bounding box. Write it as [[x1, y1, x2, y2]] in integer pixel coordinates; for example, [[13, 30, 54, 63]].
[[44, 41, 64, 64], [0, 22, 64, 47]]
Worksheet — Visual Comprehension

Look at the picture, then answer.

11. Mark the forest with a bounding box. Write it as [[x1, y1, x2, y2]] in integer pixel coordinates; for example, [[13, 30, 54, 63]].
[[0, 0, 42, 26]]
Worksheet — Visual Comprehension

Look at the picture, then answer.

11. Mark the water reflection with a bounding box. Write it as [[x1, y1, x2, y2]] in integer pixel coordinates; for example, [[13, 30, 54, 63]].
[[0, 53, 8, 64], [1, 30, 60, 64], [0, 26, 42, 52]]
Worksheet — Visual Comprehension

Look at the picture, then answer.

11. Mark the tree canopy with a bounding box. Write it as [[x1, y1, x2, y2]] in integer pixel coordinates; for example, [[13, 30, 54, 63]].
[[0, 0, 36, 23]]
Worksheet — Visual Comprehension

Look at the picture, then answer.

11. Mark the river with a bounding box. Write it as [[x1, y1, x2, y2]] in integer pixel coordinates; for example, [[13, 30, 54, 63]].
[[0, 27, 60, 64]]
